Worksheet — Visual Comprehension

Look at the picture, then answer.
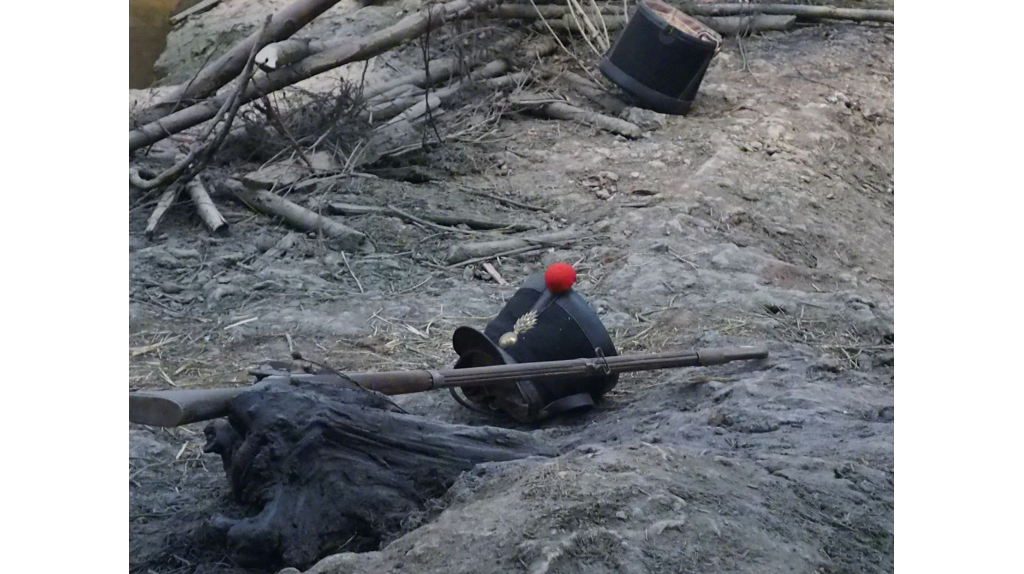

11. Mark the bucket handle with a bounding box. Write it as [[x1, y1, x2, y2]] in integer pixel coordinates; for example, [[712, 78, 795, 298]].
[[658, 26, 676, 45]]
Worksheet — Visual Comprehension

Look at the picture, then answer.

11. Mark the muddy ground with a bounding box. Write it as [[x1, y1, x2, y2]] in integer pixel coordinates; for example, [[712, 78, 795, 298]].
[[129, 5, 894, 573]]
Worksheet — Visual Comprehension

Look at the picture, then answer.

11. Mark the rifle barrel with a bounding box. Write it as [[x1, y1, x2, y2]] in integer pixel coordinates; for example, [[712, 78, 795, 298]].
[[129, 345, 768, 427], [427, 345, 767, 390]]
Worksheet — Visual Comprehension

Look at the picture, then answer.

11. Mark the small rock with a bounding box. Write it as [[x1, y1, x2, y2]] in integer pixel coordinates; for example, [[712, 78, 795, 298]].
[[647, 517, 688, 537], [598, 170, 620, 182], [255, 234, 278, 253], [213, 252, 246, 266], [766, 125, 784, 140], [647, 160, 667, 169], [623, 107, 668, 130], [206, 285, 241, 309], [615, 511, 628, 521], [595, 189, 612, 200], [630, 172, 641, 179], [307, 151, 339, 172], [167, 247, 200, 260]]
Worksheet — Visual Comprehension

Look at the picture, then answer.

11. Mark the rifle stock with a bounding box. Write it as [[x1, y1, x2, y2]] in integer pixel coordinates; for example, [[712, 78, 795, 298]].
[[129, 344, 768, 427]]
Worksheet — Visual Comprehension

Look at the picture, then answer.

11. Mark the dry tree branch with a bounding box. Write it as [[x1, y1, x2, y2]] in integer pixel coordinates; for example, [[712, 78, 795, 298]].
[[130, 16, 273, 191], [129, 0, 506, 152], [135, 0, 347, 124]]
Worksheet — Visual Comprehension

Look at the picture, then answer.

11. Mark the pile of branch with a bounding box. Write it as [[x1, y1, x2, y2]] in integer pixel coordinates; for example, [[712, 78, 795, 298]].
[[129, 0, 892, 244], [129, 0, 507, 153]]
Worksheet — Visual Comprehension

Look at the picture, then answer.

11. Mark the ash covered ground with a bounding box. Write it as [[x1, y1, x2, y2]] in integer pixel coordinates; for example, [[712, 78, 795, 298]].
[[130, 3, 893, 572]]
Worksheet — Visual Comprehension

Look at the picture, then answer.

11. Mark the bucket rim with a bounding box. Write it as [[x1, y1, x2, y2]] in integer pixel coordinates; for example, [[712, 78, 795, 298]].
[[638, 0, 722, 51]]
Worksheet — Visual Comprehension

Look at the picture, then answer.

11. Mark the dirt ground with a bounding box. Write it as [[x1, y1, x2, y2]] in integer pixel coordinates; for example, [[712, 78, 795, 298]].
[[129, 4, 893, 573]]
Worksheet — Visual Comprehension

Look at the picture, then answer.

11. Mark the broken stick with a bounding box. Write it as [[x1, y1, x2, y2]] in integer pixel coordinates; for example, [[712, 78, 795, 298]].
[[512, 97, 641, 139], [233, 187, 365, 251], [482, 262, 508, 285], [445, 229, 579, 264], [145, 186, 182, 237], [185, 176, 228, 234]]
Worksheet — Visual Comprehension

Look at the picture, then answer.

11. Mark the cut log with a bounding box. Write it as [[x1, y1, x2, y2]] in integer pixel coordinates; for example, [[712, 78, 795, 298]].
[[513, 97, 641, 139], [202, 376, 554, 569], [492, 3, 894, 24], [233, 187, 366, 250], [129, 0, 505, 152], [185, 177, 228, 234], [702, 15, 796, 36], [445, 229, 579, 264], [134, 0, 346, 125]]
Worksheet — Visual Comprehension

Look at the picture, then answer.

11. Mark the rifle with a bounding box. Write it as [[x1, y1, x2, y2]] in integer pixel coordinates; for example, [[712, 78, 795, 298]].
[[128, 344, 768, 427]]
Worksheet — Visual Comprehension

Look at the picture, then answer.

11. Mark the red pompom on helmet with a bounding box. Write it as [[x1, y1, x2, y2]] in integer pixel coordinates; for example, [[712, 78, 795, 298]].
[[544, 263, 577, 294]]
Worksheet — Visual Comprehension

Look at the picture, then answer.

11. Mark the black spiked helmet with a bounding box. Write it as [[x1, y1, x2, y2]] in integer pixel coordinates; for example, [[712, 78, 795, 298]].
[[451, 264, 618, 422]]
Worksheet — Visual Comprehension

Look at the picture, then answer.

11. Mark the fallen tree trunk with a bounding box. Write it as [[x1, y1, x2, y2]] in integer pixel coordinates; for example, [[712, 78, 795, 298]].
[[232, 187, 366, 250], [129, 0, 505, 152], [496, 2, 893, 23], [445, 229, 579, 264], [134, 0, 346, 125], [702, 14, 796, 36], [186, 177, 228, 234], [530, 12, 793, 36], [203, 376, 553, 569], [679, 3, 894, 23]]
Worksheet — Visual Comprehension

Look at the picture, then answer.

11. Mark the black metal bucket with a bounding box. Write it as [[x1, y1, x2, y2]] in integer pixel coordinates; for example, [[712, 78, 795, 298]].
[[599, 0, 722, 115]]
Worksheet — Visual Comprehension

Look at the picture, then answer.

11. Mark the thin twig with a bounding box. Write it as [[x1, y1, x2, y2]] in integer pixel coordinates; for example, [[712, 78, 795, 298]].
[[341, 251, 365, 293], [256, 94, 314, 168]]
